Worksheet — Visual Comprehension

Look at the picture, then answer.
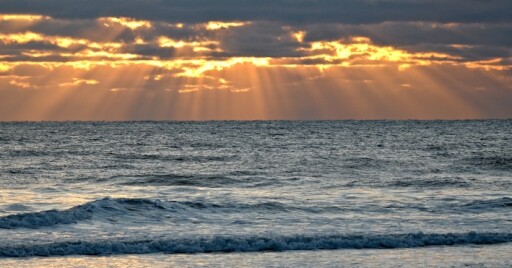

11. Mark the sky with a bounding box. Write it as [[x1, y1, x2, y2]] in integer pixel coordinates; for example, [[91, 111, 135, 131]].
[[0, 0, 511, 120]]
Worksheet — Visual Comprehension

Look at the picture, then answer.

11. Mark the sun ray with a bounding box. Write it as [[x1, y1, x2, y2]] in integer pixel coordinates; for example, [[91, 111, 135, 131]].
[[0, 11, 511, 120]]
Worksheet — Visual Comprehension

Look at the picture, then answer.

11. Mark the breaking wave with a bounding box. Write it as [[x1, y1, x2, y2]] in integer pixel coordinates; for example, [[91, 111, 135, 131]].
[[0, 198, 164, 229], [0, 198, 300, 229], [6, 195, 511, 230], [1, 232, 511, 257]]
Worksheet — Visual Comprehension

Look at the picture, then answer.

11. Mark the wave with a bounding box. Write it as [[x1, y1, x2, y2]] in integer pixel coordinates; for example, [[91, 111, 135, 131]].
[[0, 207, 92, 229], [117, 174, 243, 187], [3, 196, 510, 230], [1, 232, 512, 257], [0, 198, 165, 229], [343, 157, 399, 169], [0, 198, 297, 229], [389, 176, 471, 189], [462, 197, 512, 210], [113, 153, 234, 163], [465, 156, 512, 171]]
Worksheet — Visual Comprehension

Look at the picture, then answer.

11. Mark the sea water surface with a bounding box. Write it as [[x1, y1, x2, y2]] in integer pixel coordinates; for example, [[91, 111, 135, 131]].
[[0, 121, 511, 267]]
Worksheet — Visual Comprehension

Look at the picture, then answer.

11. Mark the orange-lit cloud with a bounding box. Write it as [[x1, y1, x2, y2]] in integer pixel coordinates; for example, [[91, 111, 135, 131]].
[[0, 14, 48, 21], [0, 12, 511, 121], [205, 21, 248, 30], [101, 17, 152, 30]]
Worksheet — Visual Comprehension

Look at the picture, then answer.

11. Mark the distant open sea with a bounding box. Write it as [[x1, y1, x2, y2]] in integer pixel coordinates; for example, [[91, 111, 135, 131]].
[[0, 121, 511, 267]]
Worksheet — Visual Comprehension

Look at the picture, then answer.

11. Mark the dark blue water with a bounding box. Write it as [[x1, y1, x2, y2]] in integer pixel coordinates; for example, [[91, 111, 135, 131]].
[[0, 121, 511, 258]]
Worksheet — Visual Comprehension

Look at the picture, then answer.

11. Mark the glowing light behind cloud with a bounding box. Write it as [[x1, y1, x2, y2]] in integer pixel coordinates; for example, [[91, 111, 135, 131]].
[[0, 13, 511, 120]]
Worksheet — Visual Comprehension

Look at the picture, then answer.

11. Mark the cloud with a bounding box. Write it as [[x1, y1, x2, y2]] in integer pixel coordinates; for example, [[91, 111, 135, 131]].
[[0, 1, 511, 120], [303, 22, 512, 47], [1, 12, 511, 64], [1, 0, 511, 24]]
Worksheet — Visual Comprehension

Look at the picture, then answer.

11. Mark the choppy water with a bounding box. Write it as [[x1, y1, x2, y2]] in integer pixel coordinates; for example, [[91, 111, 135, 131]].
[[0, 121, 511, 266]]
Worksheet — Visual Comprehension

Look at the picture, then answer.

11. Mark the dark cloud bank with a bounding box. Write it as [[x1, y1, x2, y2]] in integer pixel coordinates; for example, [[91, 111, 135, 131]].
[[1, 0, 511, 24]]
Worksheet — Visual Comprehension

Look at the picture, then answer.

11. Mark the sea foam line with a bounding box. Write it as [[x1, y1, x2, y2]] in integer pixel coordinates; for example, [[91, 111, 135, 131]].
[[1, 232, 512, 257]]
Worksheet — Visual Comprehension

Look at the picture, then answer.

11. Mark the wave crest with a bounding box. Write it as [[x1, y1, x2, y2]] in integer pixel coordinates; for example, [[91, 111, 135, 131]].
[[1, 232, 511, 257], [0, 198, 164, 229], [0, 198, 295, 229]]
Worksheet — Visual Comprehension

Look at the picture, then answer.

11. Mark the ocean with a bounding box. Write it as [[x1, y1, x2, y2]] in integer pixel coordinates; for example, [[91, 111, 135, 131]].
[[0, 121, 511, 267]]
